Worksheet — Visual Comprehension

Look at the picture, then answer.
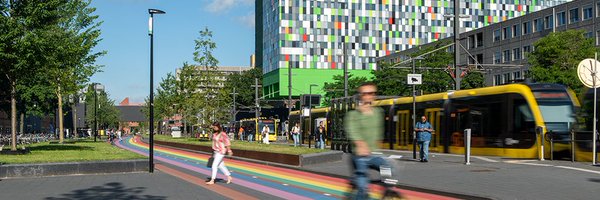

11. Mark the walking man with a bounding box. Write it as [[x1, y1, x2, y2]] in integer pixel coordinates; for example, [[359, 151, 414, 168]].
[[344, 82, 389, 199]]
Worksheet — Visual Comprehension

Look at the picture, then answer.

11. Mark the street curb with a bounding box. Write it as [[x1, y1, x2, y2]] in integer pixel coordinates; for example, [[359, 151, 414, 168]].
[[0, 159, 149, 179], [148, 138, 343, 166], [300, 150, 343, 166]]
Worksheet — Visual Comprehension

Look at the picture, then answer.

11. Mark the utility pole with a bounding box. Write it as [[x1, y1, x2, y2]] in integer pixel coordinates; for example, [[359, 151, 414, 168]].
[[288, 59, 293, 130], [412, 59, 417, 159], [231, 87, 238, 123], [454, 0, 462, 90], [252, 78, 261, 120], [343, 42, 348, 97]]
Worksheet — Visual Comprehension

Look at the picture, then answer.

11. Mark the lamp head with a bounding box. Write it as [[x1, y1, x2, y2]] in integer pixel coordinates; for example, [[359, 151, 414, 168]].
[[148, 9, 166, 15]]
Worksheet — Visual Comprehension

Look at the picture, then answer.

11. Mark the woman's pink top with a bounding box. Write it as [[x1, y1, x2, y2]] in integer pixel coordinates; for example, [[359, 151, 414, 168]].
[[212, 131, 231, 154]]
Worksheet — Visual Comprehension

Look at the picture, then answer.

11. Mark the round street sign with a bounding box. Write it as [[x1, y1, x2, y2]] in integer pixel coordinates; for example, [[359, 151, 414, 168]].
[[577, 58, 600, 88]]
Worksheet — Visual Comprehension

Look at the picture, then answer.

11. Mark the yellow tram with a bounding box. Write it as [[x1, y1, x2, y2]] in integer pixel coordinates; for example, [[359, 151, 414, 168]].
[[296, 83, 591, 160], [239, 117, 279, 142]]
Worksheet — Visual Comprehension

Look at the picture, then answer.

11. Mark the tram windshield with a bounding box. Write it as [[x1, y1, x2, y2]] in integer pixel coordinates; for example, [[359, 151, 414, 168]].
[[532, 90, 576, 132], [258, 120, 276, 134], [538, 103, 575, 132]]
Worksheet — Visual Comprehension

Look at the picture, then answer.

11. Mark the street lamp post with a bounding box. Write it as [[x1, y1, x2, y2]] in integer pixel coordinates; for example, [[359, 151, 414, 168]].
[[92, 83, 104, 142], [93, 83, 98, 142], [308, 84, 318, 148], [148, 8, 165, 173]]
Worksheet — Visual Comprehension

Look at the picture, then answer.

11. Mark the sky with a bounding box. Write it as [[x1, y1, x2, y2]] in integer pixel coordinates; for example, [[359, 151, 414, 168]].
[[89, 0, 255, 104]]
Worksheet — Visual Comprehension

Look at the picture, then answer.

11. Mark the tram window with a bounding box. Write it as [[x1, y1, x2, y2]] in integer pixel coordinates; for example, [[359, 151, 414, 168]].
[[512, 99, 536, 148]]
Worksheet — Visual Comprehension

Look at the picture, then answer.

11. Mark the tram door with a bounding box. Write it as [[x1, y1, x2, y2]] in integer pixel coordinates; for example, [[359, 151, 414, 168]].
[[425, 108, 443, 153], [396, 110, 411, 150]]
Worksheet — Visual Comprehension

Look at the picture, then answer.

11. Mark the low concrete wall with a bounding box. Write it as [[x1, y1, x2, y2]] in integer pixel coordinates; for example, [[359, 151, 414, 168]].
[[154, 140, 343, 166], [0, 160, 148, 178]]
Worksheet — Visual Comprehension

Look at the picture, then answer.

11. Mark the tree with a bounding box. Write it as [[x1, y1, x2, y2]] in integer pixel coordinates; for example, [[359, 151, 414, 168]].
[[142, 72, 179, 135], [1, 1, 104, 147], [222, 67, 262, 108], [373, 41, 485, 97], [322, 74, 369, 106], [527, 29, 599, 95], [84, 87, 120, 132], [192, 27, 229, 126], [372, 62, 411, 97], [45, 0, 103, 143]]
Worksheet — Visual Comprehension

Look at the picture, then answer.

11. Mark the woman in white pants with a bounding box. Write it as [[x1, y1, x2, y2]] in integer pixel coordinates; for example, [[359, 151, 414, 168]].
[[262, 125, 270, 144], [206, 122, 233, 185]]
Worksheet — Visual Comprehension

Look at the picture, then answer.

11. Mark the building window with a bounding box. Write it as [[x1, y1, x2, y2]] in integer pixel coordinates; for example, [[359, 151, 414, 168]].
[[513, 48, 522, 60], [523, 21, 532, 35], [544, 15, 553, 30], [585, 31, 593, 38], [476, 33, 483, 47], [494, 29, 501, 42], [534, 18, 543, 32], [476, 54, 483, 64], [584, 6, 593, 20], [512, 24, 520, 38], [523, 45, 532, 58], [503, 73, 512, 83], [503, 27, 511, 39], [569, 8, 580, 23], [557, 11, 566, 26], [494, 51, 502, 64], [468, 35, 475, 49], [494, 74, 502, 85], [503, 50, 511, 63], [514, 71, 522, 80]]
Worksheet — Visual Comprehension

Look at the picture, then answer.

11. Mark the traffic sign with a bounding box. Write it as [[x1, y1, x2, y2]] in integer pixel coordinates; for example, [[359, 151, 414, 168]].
[[407, 74, 422, 85], [577, 58, 600, 88]]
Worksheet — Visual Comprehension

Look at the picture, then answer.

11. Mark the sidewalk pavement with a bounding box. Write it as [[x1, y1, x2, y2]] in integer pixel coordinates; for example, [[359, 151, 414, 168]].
[[0, 172, 228, 200], [300, 149, 600, 200]]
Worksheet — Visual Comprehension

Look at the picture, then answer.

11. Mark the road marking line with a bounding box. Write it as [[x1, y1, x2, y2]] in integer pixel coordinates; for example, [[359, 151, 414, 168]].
[[554, 166, 600, 175], [472, 156, 499, 163], [503, 160, 553, 166]]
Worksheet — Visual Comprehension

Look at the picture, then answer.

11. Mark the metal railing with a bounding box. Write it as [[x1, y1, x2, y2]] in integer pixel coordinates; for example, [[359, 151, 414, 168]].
[[546, 130, 599, 162]]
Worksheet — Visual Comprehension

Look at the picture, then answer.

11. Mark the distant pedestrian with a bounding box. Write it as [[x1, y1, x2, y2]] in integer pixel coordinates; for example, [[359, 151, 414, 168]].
[[238, 126, 244, 141], [415, 115, 433, 162], [291, 123, 300, 147], [206, 122, 233, 185], [315, 121, 325, 149], [247, 127, 254, 142], [261, 125, 270, 144]]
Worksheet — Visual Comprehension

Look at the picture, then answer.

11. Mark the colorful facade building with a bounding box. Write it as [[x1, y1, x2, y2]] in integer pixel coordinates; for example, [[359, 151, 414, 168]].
[[258, 0, 570, 101]]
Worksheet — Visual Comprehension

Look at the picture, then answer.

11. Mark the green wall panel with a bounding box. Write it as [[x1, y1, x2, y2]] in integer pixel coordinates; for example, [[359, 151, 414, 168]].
[[263, 68, 373, 98]]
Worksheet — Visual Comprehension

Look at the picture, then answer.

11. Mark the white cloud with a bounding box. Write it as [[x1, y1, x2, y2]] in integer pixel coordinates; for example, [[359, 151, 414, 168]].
[[237, 12, 255, 28], [205, 0, 253, 13]]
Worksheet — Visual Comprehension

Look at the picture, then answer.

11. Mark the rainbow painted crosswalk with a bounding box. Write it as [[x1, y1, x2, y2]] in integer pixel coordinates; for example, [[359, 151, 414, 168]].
[[116, 136, 458, 200]]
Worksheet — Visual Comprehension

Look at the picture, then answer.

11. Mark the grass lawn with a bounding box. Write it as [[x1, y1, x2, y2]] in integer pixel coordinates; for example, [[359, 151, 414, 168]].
[[0, 139, 145, 164], [147, 134, 328, 155]]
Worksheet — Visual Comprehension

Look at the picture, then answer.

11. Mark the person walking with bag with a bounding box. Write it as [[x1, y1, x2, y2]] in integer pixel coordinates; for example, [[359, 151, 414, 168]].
[[415, 115, 433, 162], [206, 122, 233, 185], [291, 123, 300, 147]]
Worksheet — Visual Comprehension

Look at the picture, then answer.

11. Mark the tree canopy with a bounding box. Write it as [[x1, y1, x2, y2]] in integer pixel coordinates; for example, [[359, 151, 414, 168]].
[[527, 29, 599, 95], [0, 0, 104, 147]]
